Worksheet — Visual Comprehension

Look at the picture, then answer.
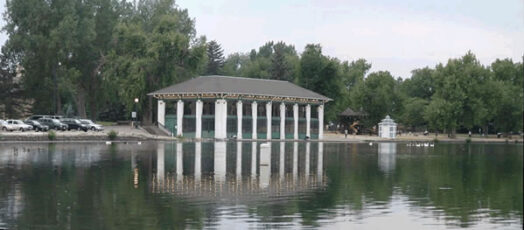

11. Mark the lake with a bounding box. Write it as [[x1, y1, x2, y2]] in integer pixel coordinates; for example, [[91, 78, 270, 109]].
[[0, 141, 522, 229]]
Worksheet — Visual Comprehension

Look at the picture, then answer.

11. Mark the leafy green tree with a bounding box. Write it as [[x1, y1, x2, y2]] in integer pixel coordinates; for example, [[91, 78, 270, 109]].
[[350, 71, 403, 126], [401, 97, 429, 129], [402, 67, 435, 100], [205, 40, 225, 75]]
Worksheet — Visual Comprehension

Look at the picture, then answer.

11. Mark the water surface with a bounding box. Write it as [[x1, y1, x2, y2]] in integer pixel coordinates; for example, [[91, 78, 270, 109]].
[[0, 141, 522, 229]]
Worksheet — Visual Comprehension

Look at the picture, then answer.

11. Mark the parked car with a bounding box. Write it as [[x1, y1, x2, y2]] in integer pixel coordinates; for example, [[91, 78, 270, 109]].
[[24, 120, 49, 132], [0, 119, 5, 131], [50, 115, 64, 120], [27, 115, 50, 121], [60, 118, 88, 132], [3, 120, 33, 132], [79, 119, 104, 131], [38, 118, 68, 131]]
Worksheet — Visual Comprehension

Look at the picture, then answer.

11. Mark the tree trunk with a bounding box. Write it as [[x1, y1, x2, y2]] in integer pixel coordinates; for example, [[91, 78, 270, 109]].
[[450, 127, 457, 138], [74, 89, 87, 118]]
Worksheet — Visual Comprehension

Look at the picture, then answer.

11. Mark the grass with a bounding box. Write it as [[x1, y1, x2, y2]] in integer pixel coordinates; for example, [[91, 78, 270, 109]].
[[98, 121, 117, 126], [108, 130, 118, 140], [48, 130, 56, 140]]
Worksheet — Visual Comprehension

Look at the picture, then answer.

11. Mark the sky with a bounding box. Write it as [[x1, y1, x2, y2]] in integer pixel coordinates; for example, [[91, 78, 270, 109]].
[[0, 0, 523, 78]]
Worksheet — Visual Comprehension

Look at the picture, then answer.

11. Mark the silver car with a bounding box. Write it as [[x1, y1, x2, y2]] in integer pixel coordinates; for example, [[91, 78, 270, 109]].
[[80, 119, 104, 131]]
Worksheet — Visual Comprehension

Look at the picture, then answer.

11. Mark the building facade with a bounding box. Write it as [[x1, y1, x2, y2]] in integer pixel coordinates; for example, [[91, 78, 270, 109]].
[[148, 76, 331, 140]]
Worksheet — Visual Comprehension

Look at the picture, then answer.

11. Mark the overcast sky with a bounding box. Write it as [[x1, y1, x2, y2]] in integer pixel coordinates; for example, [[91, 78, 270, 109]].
[[1, 0, 523, 78]]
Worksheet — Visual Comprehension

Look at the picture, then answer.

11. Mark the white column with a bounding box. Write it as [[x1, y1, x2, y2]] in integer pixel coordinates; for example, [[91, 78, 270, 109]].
[[318, 104, 324, 140], [157, 100, 165, 126], [195, 99, 203, 139], [252, 101, 258, 140], [195, 142, 201, 185], [157, 143, 165, 183], [236, 142, 242, 181], [259, 143, 271, 188], [176, 100, 184, 136], [251, 142, 257, 180], [266, 102, 272, 140], [237, 101, 243, 139], [176, 142, 183, 184], [214, 142, 227, 183], [214, 99, 227, 139], [293, 104, 299, 140], [306, 104, 311, 138], [280, 103, 286, 140]]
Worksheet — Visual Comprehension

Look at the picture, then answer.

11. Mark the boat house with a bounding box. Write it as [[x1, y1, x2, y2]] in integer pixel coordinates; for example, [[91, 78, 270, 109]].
[[148, 75, 331, 139]]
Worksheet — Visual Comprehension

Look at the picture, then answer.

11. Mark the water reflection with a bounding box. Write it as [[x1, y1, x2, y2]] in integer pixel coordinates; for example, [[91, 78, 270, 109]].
[[150, 141, 326, 198], [0, 142, 521, 229], [378, 142, 396, 174]]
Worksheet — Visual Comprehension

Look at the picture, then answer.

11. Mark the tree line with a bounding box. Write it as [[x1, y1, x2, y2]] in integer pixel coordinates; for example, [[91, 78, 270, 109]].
[[0, 0, 522, 135]]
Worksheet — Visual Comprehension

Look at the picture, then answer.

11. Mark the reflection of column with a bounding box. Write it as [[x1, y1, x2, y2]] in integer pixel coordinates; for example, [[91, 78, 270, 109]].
[[259, 143, 271, 188], [214, 142, 226, 183], [215, 99, 227, 139], [305, 142, 310, 182], [306, 104, 311, 138], [236, 142, 242, 181], [176, 143, 183, 183], [195, 142, 201, 184], [252, 102, 258, 139], [237, 101, 243, 139], [266, 102, 272, 140], [378, 143, 397, 173], [279, 142, 285, 182], [157, 143, 165, 182], [317, 143, 323, 183], [176, 100, 184, 136], [293, 142, 298, 183], [157, 100, 165, 126], [132, 150, 138, 188], [280, 103, 285, 140], [195, 99, 203, 139], [251, 142, 257, 180], [293, 104, 299, 140]]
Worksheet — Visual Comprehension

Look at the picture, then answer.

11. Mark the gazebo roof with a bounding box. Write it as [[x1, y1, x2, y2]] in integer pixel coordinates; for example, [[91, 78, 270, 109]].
[[148, 75, 332, 102], [378, 115, 397, 126], [339, 107, 368, 117]]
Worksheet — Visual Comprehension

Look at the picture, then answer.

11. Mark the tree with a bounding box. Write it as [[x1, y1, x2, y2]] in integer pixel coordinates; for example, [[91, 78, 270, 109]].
[[402, 67, 435, 100], [205, 40, 225, 75], [350, 71, 403, 126], [401, 97, 428, 129]]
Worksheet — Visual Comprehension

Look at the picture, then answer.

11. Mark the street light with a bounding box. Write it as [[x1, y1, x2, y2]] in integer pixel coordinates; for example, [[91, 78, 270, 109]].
[[132, 98, 139, 128]]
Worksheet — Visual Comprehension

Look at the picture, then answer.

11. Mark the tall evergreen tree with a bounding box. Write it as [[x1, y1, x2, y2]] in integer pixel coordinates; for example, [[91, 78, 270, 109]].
[[205, 40, 225, 75]]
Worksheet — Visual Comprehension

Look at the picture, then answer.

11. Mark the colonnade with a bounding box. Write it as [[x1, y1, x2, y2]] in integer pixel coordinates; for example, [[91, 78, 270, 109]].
[[157, 99, 324, 139]]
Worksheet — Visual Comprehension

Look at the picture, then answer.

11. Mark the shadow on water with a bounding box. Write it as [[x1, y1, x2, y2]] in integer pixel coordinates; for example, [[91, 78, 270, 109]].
[[0, 141, 521, 229]]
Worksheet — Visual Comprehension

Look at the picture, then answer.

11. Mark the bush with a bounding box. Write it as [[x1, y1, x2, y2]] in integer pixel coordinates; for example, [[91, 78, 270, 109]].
[[465, 137, 471, 144], [433, 138, 439, 143], [108, 130, 118, 140], [48, 130, 56, 140]]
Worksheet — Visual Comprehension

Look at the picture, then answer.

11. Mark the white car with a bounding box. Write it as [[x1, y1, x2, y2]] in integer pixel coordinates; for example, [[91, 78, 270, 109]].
[[3, 120, 33, 132], [80, 119, 104, 131]]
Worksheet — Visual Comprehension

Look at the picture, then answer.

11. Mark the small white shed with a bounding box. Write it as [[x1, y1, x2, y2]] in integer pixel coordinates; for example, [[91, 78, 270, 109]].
[[378, 115, 397, 139]]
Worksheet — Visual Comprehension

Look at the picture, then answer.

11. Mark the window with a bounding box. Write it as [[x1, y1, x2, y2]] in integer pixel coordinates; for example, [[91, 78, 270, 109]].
[[203, 101, 214, 115], [243, 103, 252, 116], [257, 103, 266, 116]]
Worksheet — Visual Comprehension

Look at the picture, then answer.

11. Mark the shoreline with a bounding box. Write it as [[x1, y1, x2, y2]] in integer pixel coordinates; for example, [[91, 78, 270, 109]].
[[0, 129, 522, 144]]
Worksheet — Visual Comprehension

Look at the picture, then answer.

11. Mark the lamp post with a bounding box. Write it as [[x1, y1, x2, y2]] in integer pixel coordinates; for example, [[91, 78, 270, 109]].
[[133, 98, 139, 128]]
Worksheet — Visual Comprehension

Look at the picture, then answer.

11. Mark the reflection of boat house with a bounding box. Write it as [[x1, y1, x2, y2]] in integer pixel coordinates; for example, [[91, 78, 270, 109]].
[[148, 76, 331, 139], [147, 142, 326, 199]]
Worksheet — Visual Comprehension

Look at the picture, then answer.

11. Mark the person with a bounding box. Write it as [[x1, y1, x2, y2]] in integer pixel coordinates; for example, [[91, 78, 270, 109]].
[[424, 130, 429, 136], [344, 129, 348, 138], [468, 131, 472, 137]]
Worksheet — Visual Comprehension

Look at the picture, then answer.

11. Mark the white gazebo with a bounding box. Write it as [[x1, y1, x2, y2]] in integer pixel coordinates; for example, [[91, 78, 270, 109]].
[[378, 115, 397, 139]]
